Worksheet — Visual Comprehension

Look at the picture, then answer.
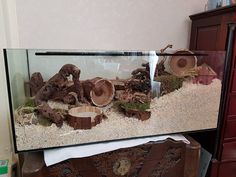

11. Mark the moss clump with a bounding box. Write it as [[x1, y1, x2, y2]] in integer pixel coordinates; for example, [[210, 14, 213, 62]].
[[21, 107, 35, 114], [38, 116, 52, 127], [155, 75, 184, 95], [114, 101, 150, 111], [53, 108, 67, 114], [24, 98, 36, 107], [37, 109, 66, 127], [53, 108, 67, 120]]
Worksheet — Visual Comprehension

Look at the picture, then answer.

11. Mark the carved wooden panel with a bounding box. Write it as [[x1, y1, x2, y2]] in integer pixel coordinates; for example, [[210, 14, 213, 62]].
[[91, 145, 151, 177], [21, 137, 200, 177]]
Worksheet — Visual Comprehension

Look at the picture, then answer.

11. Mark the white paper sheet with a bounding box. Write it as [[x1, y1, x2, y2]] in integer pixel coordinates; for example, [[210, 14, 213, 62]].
[[44, 134, 189, 166]]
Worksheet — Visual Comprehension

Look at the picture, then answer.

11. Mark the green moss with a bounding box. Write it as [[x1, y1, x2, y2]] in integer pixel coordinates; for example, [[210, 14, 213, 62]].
[[53, 108, 67, 119], [38, 116, 52, 127], [155, 75, 184, 95], [24, 98, 36, 107], [53, 108, 67, 114], [21, 107, 35, 114], [114, 101, 150, 111]]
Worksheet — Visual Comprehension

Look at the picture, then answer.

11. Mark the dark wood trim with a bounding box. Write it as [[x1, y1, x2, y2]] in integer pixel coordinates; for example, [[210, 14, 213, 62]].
[[210, 159, 220, 177], [216, 24, 236, 159], [190, 5, 236, 20]]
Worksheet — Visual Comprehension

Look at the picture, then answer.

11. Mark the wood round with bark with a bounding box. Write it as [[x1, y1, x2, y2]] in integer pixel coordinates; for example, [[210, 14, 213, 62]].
[[164, 50, 197, 77], [67, 106, 105, 129], [90, 78, 115, 107]]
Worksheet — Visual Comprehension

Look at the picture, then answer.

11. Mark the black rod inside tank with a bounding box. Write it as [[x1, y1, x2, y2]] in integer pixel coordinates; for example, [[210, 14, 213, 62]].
[[35, 51, 208, 57]]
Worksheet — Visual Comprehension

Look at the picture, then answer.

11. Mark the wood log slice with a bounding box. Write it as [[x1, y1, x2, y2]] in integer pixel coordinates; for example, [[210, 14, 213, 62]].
[[164, 50, 197, 77], [90, 78, 115, 107], [67, 106, 105, 129], [110, 79, 127, 90]]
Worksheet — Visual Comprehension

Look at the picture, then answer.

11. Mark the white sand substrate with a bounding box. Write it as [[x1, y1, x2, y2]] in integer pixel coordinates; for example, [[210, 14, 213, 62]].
[[15, 79, 221, 151]]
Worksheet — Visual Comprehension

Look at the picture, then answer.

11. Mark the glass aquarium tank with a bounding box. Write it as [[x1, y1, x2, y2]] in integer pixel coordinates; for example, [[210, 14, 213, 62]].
[[4, 49, 226, 152]]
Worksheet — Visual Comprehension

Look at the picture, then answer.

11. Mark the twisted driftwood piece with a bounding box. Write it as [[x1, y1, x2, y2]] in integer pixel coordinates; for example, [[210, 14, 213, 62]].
[[35, 64, 83, 127], [124, 64, 151, 95], [125, 79, 151, 95], [123, 109, 151, 121], [29, 72, 44, 96], [114, 63, 152, 120], [160, 44, 173, 53], [131, 68, 150, 80]]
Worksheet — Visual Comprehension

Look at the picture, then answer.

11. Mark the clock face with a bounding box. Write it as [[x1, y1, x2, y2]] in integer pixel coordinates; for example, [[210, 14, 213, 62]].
[[113, 157, 131, 176]]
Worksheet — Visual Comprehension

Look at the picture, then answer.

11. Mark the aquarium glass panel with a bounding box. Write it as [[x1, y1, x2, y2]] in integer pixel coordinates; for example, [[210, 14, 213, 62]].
[[4, 49, 226, 152]]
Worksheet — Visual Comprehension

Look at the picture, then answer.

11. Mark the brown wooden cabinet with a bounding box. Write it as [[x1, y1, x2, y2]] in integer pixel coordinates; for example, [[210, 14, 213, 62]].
[[189, 5, 236, 177], [218, 161, 236, 177], [190, 5, 236, 51]]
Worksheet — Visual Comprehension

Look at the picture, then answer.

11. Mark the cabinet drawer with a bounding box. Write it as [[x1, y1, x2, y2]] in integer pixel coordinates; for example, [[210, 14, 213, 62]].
[[228, 95, 236, 116], [218, 161, 236, 177], [224, 119, 236, 139], [222, 142, 236, 160], [231, 71, 236, 92]]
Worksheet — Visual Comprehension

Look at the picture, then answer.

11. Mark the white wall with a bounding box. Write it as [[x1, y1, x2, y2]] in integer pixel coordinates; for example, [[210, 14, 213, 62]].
[[0, 0, 206, 155], [16, 0, 206, 50], [0, 0, 19, 157], [0, 1, 10, 157]]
